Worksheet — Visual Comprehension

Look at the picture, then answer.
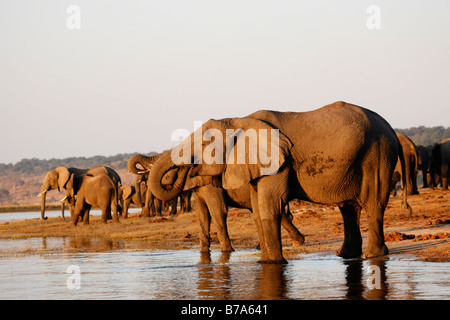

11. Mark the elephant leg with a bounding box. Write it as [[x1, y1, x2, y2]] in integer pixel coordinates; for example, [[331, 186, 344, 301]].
[[422, 169, 429, 188], [411, 158, 419, 195], [82, 204, 91, 225], [141, 187, 153, 218], [254, 173, 288, 264], [105, 206, 112, 220], [123, 199, 131, 219], [112, 203, 119, 223], [280, 207, 305, 246], [169, 198, 177, 216], [101, 204, 110, 224], [195, 196, 211, 253], [201, 187, 234, 252], [364, 203, 389, 259], [441, 163, 449, 190], [72, 200, 84, 226], [154, 198, 162, 216], [250, 184, 270, 262], [361, 183, 390, 259], [337, 203, 363, 258]]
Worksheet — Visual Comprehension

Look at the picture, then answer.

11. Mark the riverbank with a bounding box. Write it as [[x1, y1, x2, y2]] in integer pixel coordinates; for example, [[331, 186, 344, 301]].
[[0, 204, 61, 213], [0, 188, 449, 261]]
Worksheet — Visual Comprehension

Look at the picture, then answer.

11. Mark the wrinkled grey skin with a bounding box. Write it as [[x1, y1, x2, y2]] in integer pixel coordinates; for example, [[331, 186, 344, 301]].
[[148, 101, 411, 263]]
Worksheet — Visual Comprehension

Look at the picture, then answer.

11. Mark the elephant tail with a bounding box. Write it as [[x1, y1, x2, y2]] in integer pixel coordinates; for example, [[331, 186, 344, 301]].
[[398, 140, 412, 216], [114, 185, 122, 217]]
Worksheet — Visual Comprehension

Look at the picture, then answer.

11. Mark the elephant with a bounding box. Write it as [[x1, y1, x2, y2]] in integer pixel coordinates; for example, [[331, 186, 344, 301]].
[[129, 153, 305, 253], [161, 190, 192, 215], [390, 133, 419, 195], [38, 165, 121, 220], [147, 101, 411, 263], [128, 154, 165, 217], [118, 184, 147, 218], [431, 138, 450, 190], [417, 145, 433, 188], [62, 173, 120, 225]]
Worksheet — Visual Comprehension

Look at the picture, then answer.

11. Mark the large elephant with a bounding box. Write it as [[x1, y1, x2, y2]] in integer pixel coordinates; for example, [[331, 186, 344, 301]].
[[129, 153, 305, 253], [391, 133, 419, 195], [62, 173, 119, 225], [38, 166, 121, 220], [431, 138, 450, 190], [148, 101, 410, 263]]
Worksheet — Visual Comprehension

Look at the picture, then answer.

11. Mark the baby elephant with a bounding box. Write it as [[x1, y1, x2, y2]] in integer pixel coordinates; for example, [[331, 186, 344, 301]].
[[64, 173, 120, 225]]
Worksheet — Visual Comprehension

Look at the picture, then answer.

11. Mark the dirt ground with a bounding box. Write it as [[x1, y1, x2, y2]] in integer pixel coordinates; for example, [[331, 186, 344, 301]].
[[0, 188, 449, 262]]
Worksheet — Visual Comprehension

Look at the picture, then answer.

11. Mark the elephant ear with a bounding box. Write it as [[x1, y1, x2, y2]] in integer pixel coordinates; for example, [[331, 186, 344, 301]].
[[121, 185, 133, 200], [56, 167, 71, 191], [65, 174, 75, 197], [222, 117, 292, 190]]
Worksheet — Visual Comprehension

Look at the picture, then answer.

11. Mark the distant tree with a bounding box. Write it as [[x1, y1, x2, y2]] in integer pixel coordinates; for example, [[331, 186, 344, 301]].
[[0, 189, 9, 198], [396, 126, 450, 146]]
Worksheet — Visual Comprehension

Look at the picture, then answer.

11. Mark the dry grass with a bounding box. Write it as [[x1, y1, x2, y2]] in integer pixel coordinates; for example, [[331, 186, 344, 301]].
[[1, 188, 449, 261]]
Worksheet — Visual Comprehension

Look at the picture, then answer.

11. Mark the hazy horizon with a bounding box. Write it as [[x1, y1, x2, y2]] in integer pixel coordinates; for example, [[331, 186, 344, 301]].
[[1, 1, 449, 164]]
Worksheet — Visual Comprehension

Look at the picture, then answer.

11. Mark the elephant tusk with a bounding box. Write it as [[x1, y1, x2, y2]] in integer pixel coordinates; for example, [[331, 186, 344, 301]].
[[138, 170, 150, 174], [60, 196, 68, 202], [37, 191, 46, 197]]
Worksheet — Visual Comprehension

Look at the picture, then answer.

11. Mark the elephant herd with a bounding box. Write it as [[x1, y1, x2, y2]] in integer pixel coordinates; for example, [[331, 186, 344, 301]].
[[38, 164, 192, 225], [39, 101, 450, 263], [391, 133, 450, 195]]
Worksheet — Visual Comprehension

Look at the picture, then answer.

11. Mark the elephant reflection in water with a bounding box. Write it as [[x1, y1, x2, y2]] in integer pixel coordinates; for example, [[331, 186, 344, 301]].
[[344, 258, 388, 300], [196, 252, 286, 300], [196, 253, 388, 300]]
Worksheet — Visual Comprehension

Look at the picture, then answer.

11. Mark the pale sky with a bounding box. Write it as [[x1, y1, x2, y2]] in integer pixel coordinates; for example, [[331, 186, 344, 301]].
[[1, 0, 449, 164]]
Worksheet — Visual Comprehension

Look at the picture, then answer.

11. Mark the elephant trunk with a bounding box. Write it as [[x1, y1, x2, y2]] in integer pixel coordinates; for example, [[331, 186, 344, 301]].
[[61, 201, 65, 220], [148, 153, 191, 201], [40, 191, 48, 220], [128, 154, 163, 175]]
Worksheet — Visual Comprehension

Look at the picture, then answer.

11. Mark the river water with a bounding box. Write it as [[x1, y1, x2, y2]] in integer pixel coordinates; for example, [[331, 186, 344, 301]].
[[0, 237, 449, 300], [0, 208, 141, 222], [0, 212, 449, 300]]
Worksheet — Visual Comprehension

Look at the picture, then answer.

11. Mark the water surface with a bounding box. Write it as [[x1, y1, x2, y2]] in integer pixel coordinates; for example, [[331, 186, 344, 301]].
[[0, 237, 448, 300], [0, 208, 141, 222]]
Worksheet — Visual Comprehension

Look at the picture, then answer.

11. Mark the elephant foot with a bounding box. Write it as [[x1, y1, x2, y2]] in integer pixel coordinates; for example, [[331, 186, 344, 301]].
[[221, 247, 235, 253], [258, 258, 288, 264], [336, 245, 362, 259], [363, 244, 389, 259]]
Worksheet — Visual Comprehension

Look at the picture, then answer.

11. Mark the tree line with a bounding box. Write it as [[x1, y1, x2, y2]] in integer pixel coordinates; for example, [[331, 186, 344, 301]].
[[395, 126, 450, 146], [1, 126, 449, 176], [0, 152, 157, 176]]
